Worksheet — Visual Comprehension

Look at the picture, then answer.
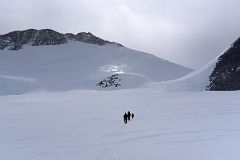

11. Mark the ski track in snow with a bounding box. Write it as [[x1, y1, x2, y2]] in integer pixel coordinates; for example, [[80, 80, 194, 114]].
[[0, 90, 240, 160]]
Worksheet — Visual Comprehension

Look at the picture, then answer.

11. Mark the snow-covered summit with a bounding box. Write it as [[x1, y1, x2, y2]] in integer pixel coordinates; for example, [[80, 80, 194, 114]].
[[0, 29, 123, 50]]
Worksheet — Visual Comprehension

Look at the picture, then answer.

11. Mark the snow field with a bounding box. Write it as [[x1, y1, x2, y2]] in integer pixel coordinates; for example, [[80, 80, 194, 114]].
[[0, 90, 240, 160]]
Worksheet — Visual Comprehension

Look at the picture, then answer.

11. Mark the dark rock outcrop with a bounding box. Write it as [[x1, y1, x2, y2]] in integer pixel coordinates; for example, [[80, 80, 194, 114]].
[[207, 37, 240, 91], [31, 29, 67, 46], [0, 29, 123, 50], [75, 32, 119, 46], [97, 74, 122, 88], [0, 29, 37, 50]]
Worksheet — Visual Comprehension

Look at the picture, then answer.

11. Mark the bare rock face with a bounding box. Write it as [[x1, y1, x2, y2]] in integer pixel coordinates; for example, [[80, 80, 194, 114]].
[[207, 37, 240, 91], [75, 32, 119, 46], [97, 74, 122, 88], [0, 29, 123, 50], [31, 29, 67, 46], [0, 29, 38, 50]]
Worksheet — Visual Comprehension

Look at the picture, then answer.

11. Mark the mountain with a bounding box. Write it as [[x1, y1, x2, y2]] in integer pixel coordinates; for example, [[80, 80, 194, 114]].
[[149, 37, 240, 91], [0, 29, 192, 94], [0, 29, 123, 50]]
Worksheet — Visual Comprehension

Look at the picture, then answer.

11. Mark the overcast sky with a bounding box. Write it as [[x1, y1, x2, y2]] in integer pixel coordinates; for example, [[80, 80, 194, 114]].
[[1, 0, 240, 69]]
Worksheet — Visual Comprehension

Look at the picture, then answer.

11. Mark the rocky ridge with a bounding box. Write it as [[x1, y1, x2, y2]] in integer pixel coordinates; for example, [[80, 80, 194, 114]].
[[0, 29, 123, 50]]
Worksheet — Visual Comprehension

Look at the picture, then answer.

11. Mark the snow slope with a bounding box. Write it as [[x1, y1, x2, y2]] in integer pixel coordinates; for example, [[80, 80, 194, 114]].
[[146, 50, 226, 91], [0, 42, 192, 93], [0, 90, 240, 160]]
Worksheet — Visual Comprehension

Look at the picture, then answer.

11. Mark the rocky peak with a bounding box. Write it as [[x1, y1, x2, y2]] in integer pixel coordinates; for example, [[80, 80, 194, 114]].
[[65, 33, 75, 40], [0, 29, 123, 50], [0, 29, 38, 50], [207, 37, 240, 91], [76, 32, 114, 46], [31, 29, 67, 46]]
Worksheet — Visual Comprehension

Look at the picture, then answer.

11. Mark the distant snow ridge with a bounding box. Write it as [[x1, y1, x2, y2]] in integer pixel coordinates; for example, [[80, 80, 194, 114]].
[[0, 75, 38, 95], [147, 56, 218, 91], [0, 29, 123, 50]]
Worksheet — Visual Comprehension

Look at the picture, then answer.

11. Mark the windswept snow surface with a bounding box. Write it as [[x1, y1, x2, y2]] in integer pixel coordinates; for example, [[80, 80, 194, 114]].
[[0, 90, 240, 160], [0, 42, 191, 93], [0, 75, 38, 95]]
